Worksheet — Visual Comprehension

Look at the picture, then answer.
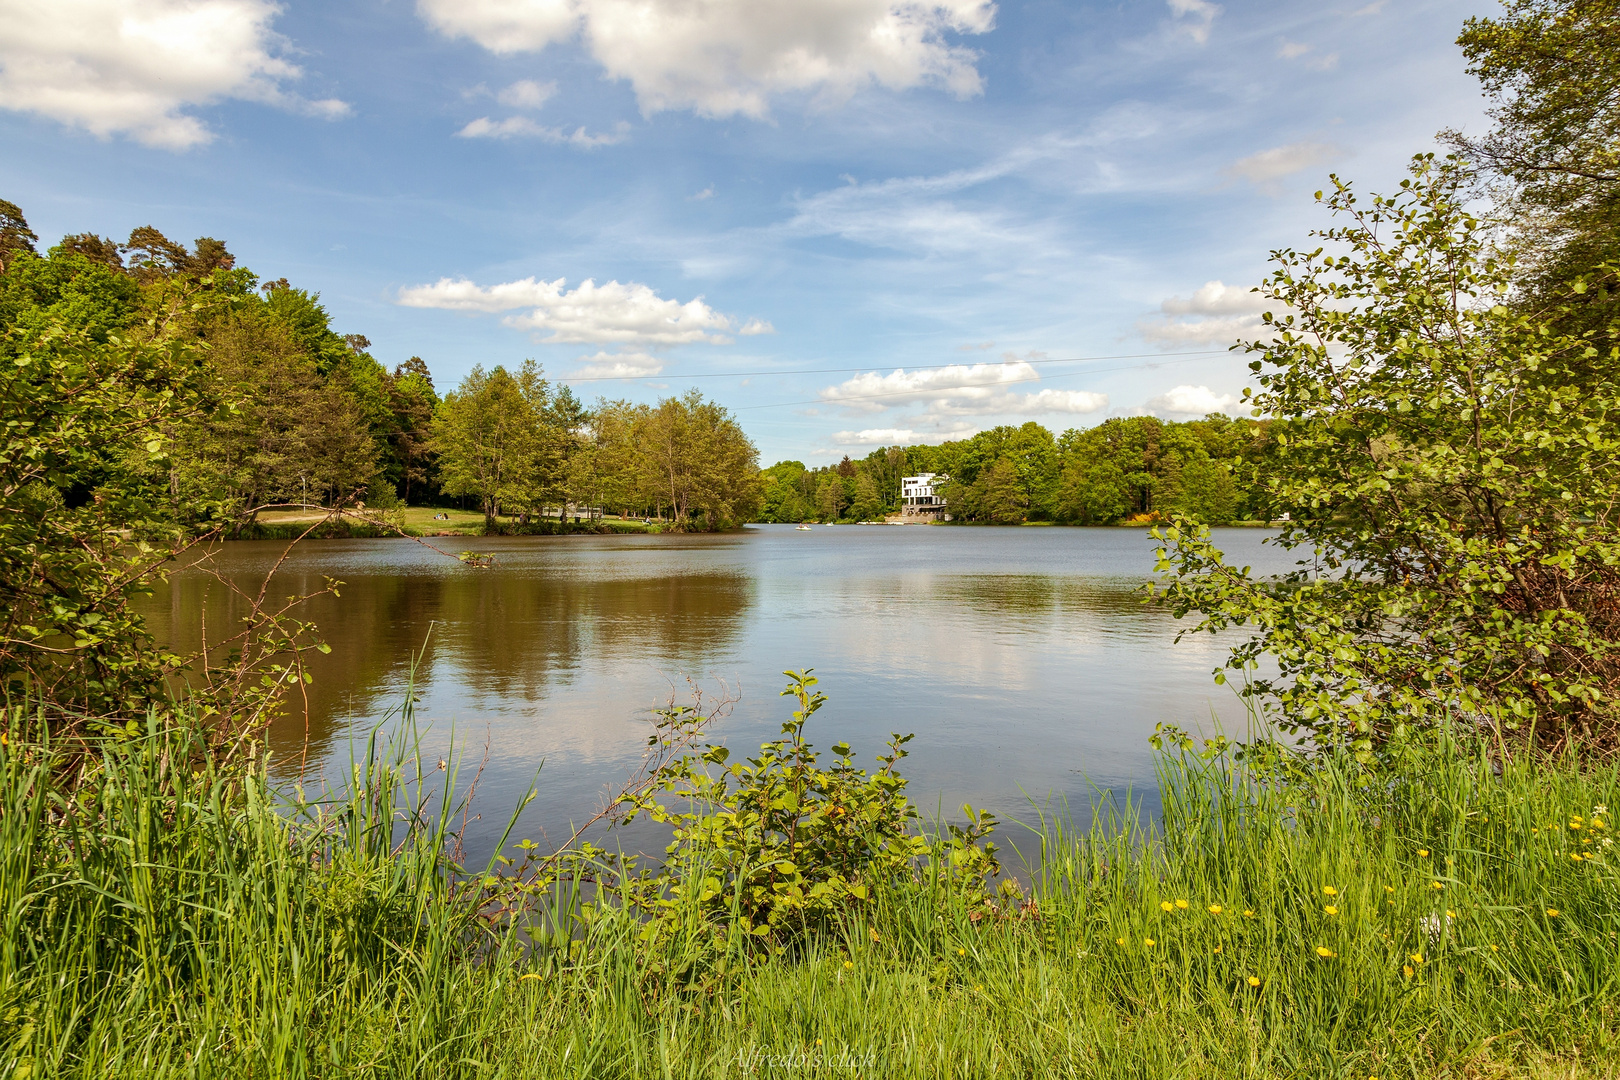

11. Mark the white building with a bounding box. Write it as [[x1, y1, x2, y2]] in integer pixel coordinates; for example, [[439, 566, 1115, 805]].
[[900, 473, 949, 520]]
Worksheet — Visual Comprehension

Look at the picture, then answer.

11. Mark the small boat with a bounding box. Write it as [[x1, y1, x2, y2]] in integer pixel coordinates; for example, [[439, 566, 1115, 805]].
[[795, 524, 812, 531]]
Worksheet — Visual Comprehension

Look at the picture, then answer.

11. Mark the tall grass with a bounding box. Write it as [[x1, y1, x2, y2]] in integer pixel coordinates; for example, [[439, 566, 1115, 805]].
[[3, 711, 1617, 1078]]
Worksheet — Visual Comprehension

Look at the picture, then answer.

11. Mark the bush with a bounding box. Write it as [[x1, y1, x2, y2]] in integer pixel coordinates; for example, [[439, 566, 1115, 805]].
[[1157, 157, 1620, 758]]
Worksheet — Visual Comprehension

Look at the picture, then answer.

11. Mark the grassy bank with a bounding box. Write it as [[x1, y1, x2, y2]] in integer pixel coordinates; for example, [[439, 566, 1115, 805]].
[[4, 710, 1618, 1078]]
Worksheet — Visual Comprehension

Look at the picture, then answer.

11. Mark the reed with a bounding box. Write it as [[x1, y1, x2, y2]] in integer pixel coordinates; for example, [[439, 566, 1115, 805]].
[[3, 708, 1617, 1078]]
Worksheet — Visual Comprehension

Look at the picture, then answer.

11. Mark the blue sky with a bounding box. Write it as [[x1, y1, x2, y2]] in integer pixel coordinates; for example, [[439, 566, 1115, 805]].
[[0, 0, 1493, 464]]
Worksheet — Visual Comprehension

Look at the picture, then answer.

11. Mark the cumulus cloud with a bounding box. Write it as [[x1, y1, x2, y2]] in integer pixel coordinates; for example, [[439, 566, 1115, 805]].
[[1227, 141, 1339, 192], [497, 78, 557, 108], [827, 427, 972, 447], [397, 276, 738, 344], [0, 0, 347, 149], [1167, 0, 1220, 44], [417, 0, 996, 119], [455, 116, 627, 145], [1144, 384, 1239, 417], [1137, 279, 1274, 347], [738, 318, 775, 335], [819, 361, 1107, 419], [568, 349, 662, 379]]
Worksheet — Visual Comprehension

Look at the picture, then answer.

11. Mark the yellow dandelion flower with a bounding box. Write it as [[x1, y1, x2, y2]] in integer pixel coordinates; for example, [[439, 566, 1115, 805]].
[[1490, 944, 1498, 952], [1244, 909, 1255, 917], [957, 948, 966, 956], [1315, 946, 1336, 958], [1246, 976, 1260, 987], [974, 984, 983, 993], [1213, 945, 1223, 954], [1323, 886, 1338, 896], [1324, 905, 1339, 915], [1432, 881, 1444, 890], [1571, 822, 1583, 831], [1418, 849, 1430, 857], [1547, 909, 1559, 917], [1403, 964, 1414, 978], [1410, 952, 1424, 964], [1384, 885, 1395, 893], [1116, 937, 1126, 947], [1446, 909, 1455, 918], [1208, 904, 1224, 915], [1572, 853, 1583, 862], [1160, 901, 1174, 912], [1144, 938, 1155, 947], [1175, 898, 1190, 909], [844, 961, 853, 969]]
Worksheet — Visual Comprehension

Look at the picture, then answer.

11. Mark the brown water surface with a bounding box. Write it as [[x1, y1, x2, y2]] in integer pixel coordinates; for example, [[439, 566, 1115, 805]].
[[140, 524, 1293, 856]]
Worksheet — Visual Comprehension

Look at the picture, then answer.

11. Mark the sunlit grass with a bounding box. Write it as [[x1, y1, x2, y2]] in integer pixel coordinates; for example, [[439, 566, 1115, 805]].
[[4, 711, 1618, 1078]]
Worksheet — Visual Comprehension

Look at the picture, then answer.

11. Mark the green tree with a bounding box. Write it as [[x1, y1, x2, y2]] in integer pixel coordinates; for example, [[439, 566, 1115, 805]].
[[0, 308, 214, 714], [0, 198, 38, 273], [433, 363, 551, 527], [1158, 158, 1620, 757], [978, 457, 1029, 524], [1450, 0, 1620, 337]]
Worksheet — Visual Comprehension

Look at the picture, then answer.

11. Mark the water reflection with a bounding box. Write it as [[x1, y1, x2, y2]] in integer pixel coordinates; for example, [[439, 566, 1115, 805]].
[[139, 526, 1290, 857]]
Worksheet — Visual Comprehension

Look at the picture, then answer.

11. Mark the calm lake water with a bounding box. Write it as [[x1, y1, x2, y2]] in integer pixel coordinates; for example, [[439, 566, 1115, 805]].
[[141, 525, 1293, 859]]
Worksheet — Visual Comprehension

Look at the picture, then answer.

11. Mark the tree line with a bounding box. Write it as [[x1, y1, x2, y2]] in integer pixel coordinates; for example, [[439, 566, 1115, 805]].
[[757, 415, 1273, 525], [0, 207, 761, 533]]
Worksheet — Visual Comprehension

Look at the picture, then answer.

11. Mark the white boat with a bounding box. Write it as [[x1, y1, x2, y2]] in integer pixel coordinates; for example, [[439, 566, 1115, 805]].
[[795, 524, 812, 531]]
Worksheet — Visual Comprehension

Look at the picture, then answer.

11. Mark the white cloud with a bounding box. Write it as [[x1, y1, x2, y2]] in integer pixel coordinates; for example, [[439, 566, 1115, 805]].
[[1277, 41, 1338, 70], [828, 427, 971, 446], [0, 0, 347, 149], [1137, 280, 1277, 346], [418, 0, 996, 120], [568, 349, 662, 379], [455, 116, 627, 146], [1160, 280, 1267, 316], [738, 318, 775, 335], [1137, 314, 1260, 346], [497, 78, 557, 108], [1144, 384, 1239, 417], [398, 276, 739, 345], [1166, 0, 1220, 44], [821, 360, 1039, 414], [819, 361, 1107, 419], [690, 185, 715, 200], [1227, 141, 1339, 189]]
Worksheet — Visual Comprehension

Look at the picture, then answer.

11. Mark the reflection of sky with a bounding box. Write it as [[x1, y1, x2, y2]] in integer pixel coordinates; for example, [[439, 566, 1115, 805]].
[[142, 526, 1293, 857]]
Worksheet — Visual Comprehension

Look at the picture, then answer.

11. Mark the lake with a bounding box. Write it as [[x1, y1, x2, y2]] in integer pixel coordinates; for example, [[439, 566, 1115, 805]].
[[141, 524, 1294, 860]]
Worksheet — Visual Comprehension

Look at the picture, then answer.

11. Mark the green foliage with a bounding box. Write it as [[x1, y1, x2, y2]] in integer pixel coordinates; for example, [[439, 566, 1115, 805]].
[[757, 417, 1270, 525], [0, 310, 211, 713], [1156, 157, 1620, 756], [629, 671, 1002, 947], [7, 693, 1620, 1076], [1451, 0, 1620, 340], [433, 361, 560, 526]]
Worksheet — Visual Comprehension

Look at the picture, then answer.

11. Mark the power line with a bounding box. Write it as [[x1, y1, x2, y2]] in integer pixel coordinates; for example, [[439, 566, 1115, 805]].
[[557, 348, 1229, 385]]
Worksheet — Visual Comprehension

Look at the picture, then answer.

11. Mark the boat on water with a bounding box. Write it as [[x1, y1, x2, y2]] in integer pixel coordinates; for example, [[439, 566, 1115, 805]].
[[795, 524, 813, 531]]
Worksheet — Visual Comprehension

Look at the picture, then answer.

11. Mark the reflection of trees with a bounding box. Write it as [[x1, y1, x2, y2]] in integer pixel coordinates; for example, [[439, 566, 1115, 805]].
[[929, 575, 1151, 625], [138, 546, 754, 767], [431, 570, 755, 701]]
